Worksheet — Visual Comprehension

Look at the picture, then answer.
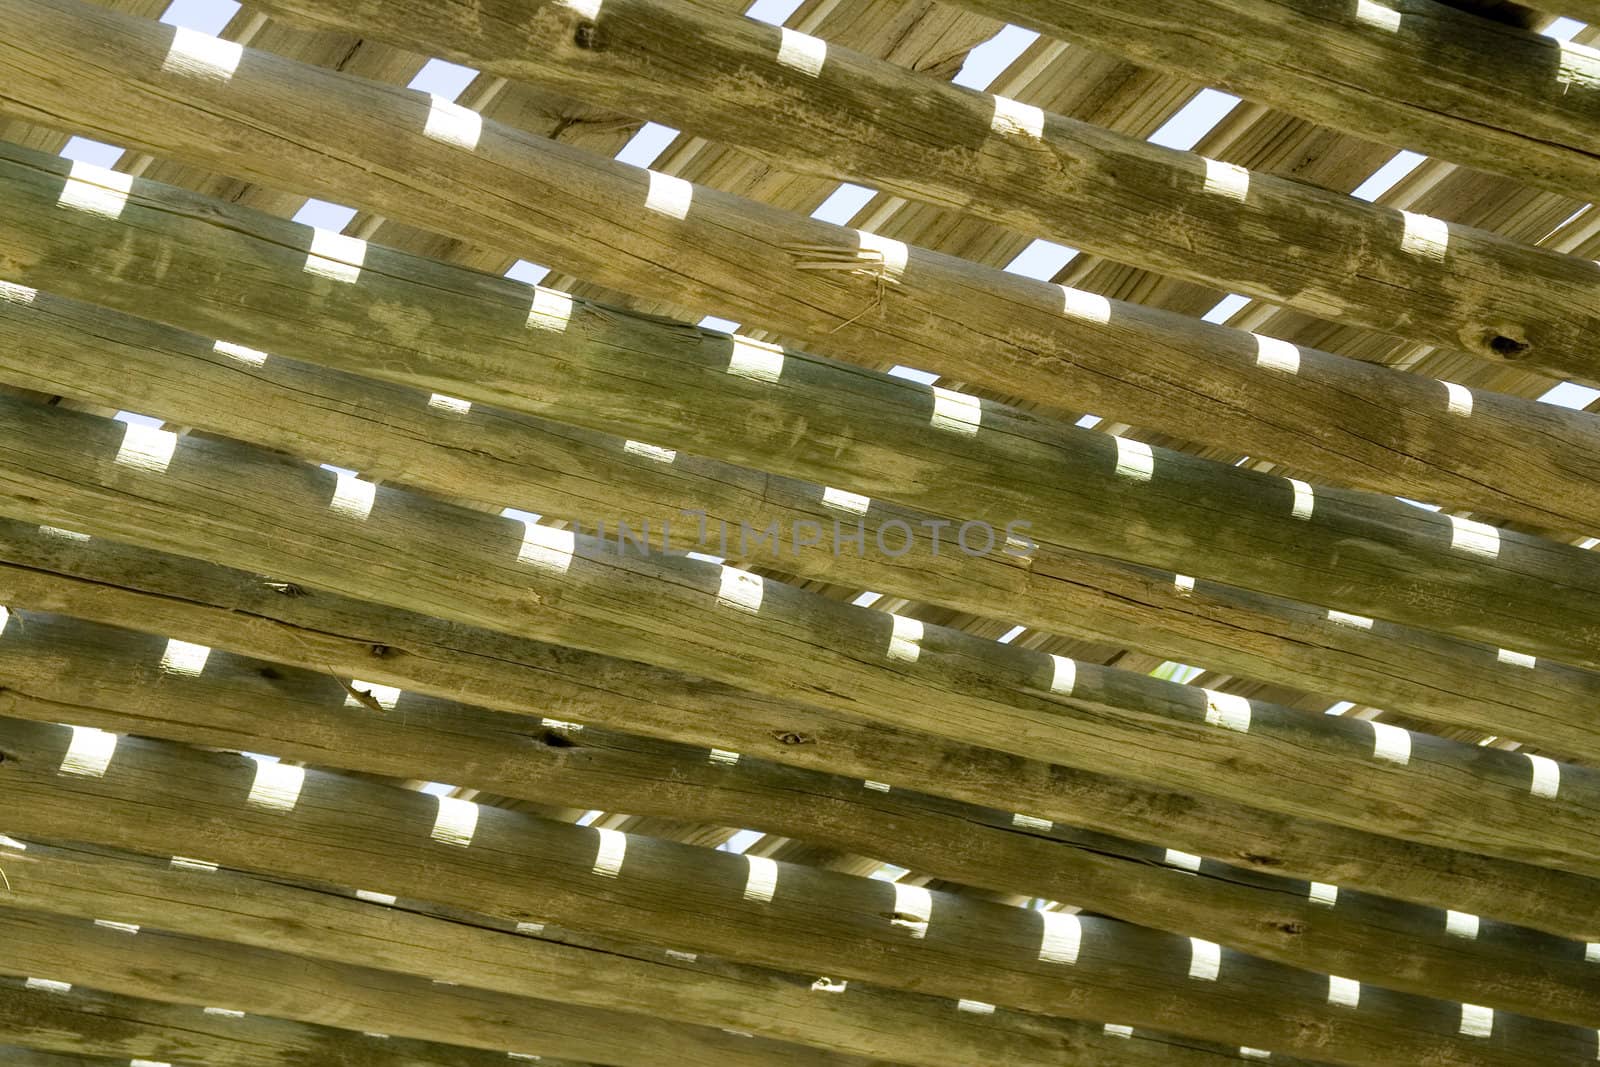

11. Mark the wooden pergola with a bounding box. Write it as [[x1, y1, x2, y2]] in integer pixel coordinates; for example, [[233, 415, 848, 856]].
[[0, 0, 1596, 1062]]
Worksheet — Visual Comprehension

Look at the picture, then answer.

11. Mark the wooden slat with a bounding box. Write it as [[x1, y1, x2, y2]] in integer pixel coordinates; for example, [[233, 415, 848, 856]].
[[947, 0, 1600, 206], [0, 906, 862, 1067], [0, 975, 550, 1067], [4, 610, 1595, 1028], [1, 519, 1594, 943], [4, 152, 1600, 672], [0, 841, 1297, 1067], [6, 287, 1600, 759], [241, 0, 1600, 380], [6, 1, 1600, 543], [0, 397, 1595, 874], [0, 723, 1588, 1066]]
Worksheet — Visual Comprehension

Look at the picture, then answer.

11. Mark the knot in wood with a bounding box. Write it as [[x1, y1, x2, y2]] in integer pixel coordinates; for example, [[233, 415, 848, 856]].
[[1488, 333, 1531, 359], [773, 730, 815, 746]]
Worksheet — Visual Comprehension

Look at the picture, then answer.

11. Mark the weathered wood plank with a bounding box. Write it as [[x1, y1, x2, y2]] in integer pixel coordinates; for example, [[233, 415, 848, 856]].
[[2, 520, 1595, 943], [944, 0, 1600, 206], [0, 974, 548, 1067], [6, 290, 1597, 759], [0, 724, 1588, 1066], [0, 841, 1310, 1067], [240, 0, 1600, 379], [5, 1, 1600, 542], [5, 610, 1594, 1028], [0, 397, 1595, 874], [0, 906, 865, 1067], [4, 152, 1600, 670]]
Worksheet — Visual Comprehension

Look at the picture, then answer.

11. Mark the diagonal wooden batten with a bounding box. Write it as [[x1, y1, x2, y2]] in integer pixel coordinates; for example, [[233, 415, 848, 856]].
[[3, 287, 1599, 760], [2, 610, 1596, 1029], [0, 723, 1590, 1067], [0, 973, 553, 1067], [0, 397, 1596, 876], [0, 905, 863, 1067], [0, 841, 1305, 1067], [0, 292, 1593, 758], [244, 0, 1600, 379], [2, 0, 1600, 547], [944, 0, 1600, 208], [0, 150, 1599, 671], [0, 0, 1591, 1060], [0, 518, 1594, 942]]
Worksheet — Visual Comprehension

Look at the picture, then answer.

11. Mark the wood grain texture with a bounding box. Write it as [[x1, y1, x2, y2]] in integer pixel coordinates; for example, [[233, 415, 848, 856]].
[[242, 0, 1600, 378], [0, 842, 1306, 1067], [949, 0, 1600, 205], [4, 287, 1597, 759], [0, 905, 862, 1067], [0, 723, 1590, 1066], [0, 974, 551, 1067], [1, 518, 1594, 943], [0, 396, 1595, 874], [0, 0, 1594, 1060], [2, 149, 1600, 672], [3, 611, 1595, 1028], [4, 0, 1600, 546]]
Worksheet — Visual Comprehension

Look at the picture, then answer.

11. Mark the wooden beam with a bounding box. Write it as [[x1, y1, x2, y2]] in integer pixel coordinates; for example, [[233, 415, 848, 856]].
[[239, 0, 1600, 381], [0, 723, 1587, 1066], [4, 154, 1600, 672], [0, 906, 866, 1067], [0, 974, 548, 1067], [1, 520, 1594, 944], [0, 841, 1305, 1067], [7, 289, 1600, 760], [4, 3, 1600, 543], [942, 0, 1600, 207], [0, 397, 1595, 876], [5, 610, 1595, 1029]]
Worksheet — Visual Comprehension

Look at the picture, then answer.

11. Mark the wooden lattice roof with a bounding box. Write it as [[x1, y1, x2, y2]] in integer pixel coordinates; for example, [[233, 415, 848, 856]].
[[0, 0, 1597, 1063]]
